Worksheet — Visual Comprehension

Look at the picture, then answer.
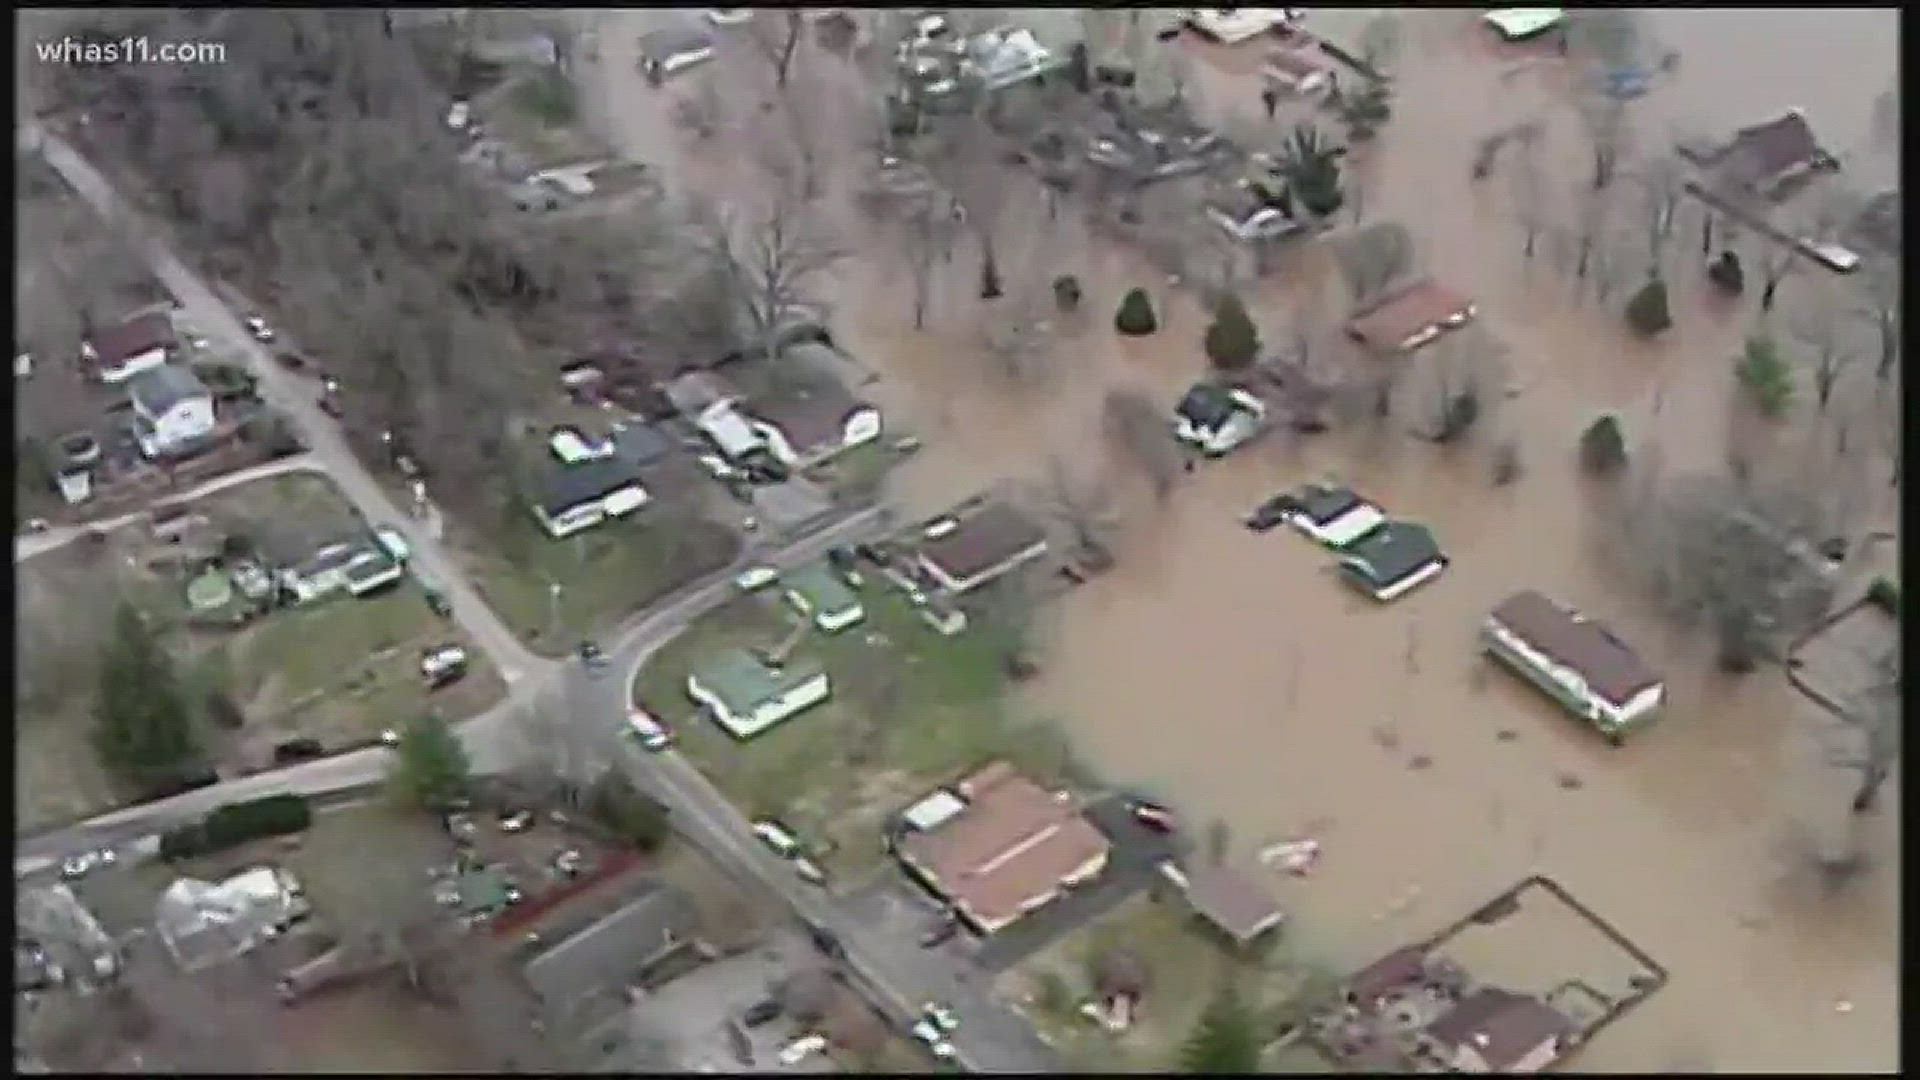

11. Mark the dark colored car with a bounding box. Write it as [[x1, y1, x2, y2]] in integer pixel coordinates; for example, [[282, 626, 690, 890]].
[[1126, 798, 1178, 834], [578, 639, 607, 669], [273, 738, 326, 764], [827, 546, 859, 574], [741, 999, 783, 1028], [1244, 494, 1301, 533], [423, 589, 453, 618]]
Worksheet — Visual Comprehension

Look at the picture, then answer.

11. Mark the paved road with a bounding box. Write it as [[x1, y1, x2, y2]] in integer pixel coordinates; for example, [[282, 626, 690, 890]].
[[30, 122, 545, 687], [14, 507, 891, 874], [14, 452, 319, 563], [597, 629, 1061, 1073]]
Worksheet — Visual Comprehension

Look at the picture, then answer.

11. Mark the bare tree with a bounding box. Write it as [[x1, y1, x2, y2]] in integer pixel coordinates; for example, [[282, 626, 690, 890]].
[[508, 676, 619, 808], [1102, 387, 1184, 503], [980, 293, 1057, 384], [1615, 471, 1837, 672], [747, 10, 807, 91], [1784, 289, 1865, 413], [1628, 152, 1687, 279], [1828, 641, 1900, 815], [1334, 221, 1415, 307], [1506, 125, 1548, 262], [1572, 93, 1628, 192], [1404, 326, 1506, 445], [1032, 457, 1123, 571], [695, 184, 847, 362], [1564, 179, 1616, 286], [1852, 257, 1900, 383], [321, 827, 461, 995], [920, 108, 1013, 301]]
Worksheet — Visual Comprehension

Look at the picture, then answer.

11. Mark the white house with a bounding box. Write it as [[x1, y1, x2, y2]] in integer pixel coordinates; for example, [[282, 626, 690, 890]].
[[687, 648, 832, 740], [84, 311, 175, 384], [1174, 383, 1267, 457], [1483, 590, 1665, 743], [1185, 8, 1300, 45], [1282, 483, 1386, 548], [530, 455, 651, 539], [128, 364, 216, 459], [154, 867, 309, 971], [275, 539, 404, 605], [697, 401, 768, 461]]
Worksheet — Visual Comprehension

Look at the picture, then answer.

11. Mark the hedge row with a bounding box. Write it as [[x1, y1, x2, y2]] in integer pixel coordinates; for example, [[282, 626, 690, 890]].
[[159, 793, 313, 860]]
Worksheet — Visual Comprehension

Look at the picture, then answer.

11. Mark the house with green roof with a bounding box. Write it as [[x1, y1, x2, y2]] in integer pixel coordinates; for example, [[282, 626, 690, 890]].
[[782, 563, 866, 633], [1338, 521, 1449, 602], [687, 648, 831, 740]]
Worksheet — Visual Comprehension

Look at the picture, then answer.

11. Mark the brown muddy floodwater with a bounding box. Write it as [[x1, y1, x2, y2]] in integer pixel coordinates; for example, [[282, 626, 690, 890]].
[[581, 9, 1898, 1071]]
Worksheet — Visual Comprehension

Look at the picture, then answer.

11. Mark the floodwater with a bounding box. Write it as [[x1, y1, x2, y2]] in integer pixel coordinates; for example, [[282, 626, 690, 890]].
[[579, 9, 1899, 1071]]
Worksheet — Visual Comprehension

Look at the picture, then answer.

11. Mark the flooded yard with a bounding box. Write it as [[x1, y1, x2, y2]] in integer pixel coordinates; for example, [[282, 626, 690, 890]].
[[579, 8, 1898, 1070]]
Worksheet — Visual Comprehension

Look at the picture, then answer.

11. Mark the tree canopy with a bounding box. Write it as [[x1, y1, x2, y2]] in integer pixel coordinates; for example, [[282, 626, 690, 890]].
[[1179, 986, 1262, 1073], [93, 603, 205, 795], [387, 711, 473, 812]]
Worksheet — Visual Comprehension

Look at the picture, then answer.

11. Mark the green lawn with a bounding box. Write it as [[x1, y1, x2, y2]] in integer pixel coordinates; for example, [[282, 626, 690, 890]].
[[462, 506, 741, 657], [631, 573, 1081, 879]]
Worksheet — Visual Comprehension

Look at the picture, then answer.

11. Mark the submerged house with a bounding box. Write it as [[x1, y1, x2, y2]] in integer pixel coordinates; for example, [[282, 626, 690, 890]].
[[1345, 280, 1477, 354], [1281, 483, 1385, 548], [1696, 108, 1839, 202], [1174, 383, 1267, 456], [1417, 987, 1577, 1074], [1337, 521, 1447, 601], [1483, 590, 1665, 743], [914, 502, 1051, 595]]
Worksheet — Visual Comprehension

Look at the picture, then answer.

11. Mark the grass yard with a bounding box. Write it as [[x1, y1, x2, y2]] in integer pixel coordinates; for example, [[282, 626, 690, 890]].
[[806, 441, 909, 504], [995, 893, 1346, 1074], [631, 575, 1083, 881], [12, 474, 506, 833], [461, 506, 740, 658]]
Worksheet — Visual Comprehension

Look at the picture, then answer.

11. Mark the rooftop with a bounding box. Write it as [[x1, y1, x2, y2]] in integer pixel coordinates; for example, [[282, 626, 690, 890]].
[[1176, 383, 1246, 430], [1344, 280, 1475, 353], [524, 884, 698, 1009], [1171, 863, 1286, 944], [1342, 521, 1441, 585], [1295, 484, 1365, 525], [1488, 590, 1662, 707], [89, 311, 175, 368], [895, 761, 1110, 931], [1425, 987, 1575, 1071], [749, 378, 868, 454], [535, 454, 647, 516], [784, 562, 860, 615], [1718, 109, 1830, 189], [916, 502, 1050, 591], [692, 648, 826, 711], [127, 363, 210, 416]]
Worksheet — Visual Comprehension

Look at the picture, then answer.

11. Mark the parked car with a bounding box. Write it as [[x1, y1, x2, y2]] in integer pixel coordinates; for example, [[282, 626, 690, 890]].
[[273, 349, 311, 372], [273, 738, 326, 764], [911, 1020, 957, 1060], [741, 999, 783, 1027], [1125, 797, 1178, 834], [751, 818, 803, 859], [734, 565, 779, 592], [420, 644, 469, 688], [793, 856, 828, 885], [920, 917, 959, 948], [578, 639, 608, 670], [422, 587, 453, 618], [628, 708, 675, 751], [59, 849, 116, 881], [778, 1033, 829, 1067], [498, 810, 534, 833], [243, 315, 275, 343], [380, 728, 402, 747], [922, 1002, 960, 1032], [445, 99, 472, 131]]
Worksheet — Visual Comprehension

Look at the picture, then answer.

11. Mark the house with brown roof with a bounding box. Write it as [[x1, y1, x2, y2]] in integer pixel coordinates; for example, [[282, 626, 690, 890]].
[[1483, 590, 1665, 743], [914, 502, 1051, 595], [745, 370, 882, 469], [1705, 108, 1838, 200], [1344, 280, 1476, 354], [1342, 944, 1435, 1014], [81, 311, 175, 384], [1416, 987, 1576, 1074], [893, 762, 1111, 934], [1157, 860, 1286, 950]]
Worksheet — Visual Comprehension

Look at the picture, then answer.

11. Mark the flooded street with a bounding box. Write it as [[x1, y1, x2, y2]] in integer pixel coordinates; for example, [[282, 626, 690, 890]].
[[581, 9, 1898, 1070]]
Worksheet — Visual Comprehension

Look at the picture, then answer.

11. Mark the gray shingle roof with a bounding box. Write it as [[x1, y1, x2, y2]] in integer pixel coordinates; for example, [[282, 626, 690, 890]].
[[535, 455, 647, 517], [128, 363, 209, 416], [1341, 521, 1441, 586]]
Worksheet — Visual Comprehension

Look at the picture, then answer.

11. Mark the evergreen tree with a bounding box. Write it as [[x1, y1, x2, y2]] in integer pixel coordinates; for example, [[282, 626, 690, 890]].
[[1179, 986, 1262, 1073], [1580, 414, 1629, 476], [1624, 279, 1673, 334], [388, 711, 473, 812], [1115, 288, 1159, 336], [93, 603, 203, 793], [1203, 293, 1261, 371]]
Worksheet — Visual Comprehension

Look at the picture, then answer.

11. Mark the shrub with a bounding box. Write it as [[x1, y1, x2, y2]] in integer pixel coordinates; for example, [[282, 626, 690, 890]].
[[1707, 251, 1745, 295], [1491, 439, 1522, 485], [1202, 293, 1260, 371], [1580, 414, 1628, 476], [1114, 287, 1158, 336], [162, 794, 312, 860], [1734, 336, 1795, 417], [1867, 577, 1899, 616], [513, 68, 577, 125], [1052, 274, 1083, 312], [1624, 279, 1673, 334]]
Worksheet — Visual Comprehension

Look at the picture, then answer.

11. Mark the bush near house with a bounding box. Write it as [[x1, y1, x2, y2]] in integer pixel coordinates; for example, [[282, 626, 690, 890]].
[[1203, 293, 1260, 371], [1054, 274, 1084, 312], [1115, 288, 1159, 336], [1734, 336, 1795, 417], [1624, 279, 1673, 334], [1867, 577, 1899, 616], [160, 793, 314, 860], [1580, 414, 1629, 476]]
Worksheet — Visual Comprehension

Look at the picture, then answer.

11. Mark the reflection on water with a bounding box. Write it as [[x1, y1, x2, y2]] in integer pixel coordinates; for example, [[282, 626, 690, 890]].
[[582, 9, 1898, 1070]]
